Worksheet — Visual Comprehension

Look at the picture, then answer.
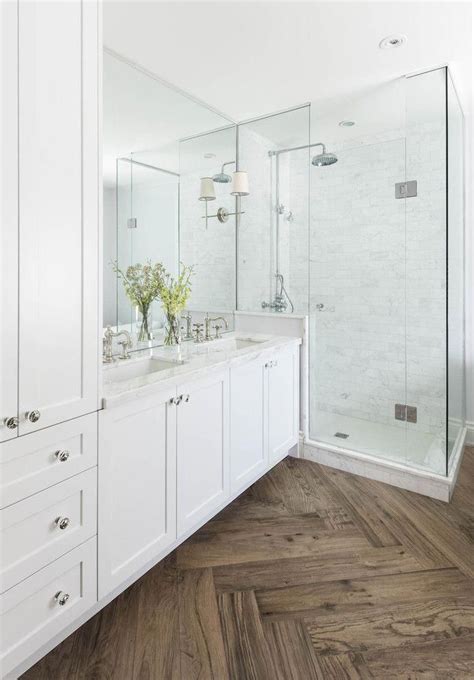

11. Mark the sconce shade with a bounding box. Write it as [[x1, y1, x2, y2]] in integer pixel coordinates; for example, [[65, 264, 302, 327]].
[[199, 177, 216, 201], [231, 170, 249, 196]]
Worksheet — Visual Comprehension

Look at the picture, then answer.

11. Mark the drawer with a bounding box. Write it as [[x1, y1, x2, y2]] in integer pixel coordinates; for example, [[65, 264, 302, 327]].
[[0, 413, 97, 508], [1, 537, 97, 678], [1, 468, 97, 593]]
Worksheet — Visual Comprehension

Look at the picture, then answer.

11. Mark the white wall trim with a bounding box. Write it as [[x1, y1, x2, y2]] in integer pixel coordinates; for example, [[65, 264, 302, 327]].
[[465, 420, 474, 446]]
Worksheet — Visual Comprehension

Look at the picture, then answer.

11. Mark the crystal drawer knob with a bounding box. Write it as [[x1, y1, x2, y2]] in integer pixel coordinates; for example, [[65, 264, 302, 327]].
[[55, 591, 70, 606], [26, 409, 41, 423], [55, 516, 70, 530], [4, 416, 18, 430], [55, 449, 70, 463]]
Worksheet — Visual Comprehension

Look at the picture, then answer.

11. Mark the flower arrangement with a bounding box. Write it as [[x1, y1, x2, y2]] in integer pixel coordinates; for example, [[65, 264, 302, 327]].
[[157, 264, 194, 345], [113, 260, 193, 345]]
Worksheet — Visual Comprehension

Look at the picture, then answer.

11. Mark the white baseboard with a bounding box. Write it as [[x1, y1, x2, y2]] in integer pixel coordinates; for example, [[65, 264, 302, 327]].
[[303, 429, 467, 503]]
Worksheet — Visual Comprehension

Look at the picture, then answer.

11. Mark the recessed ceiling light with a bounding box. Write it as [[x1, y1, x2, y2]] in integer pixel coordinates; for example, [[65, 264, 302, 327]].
[[339, 120, 355, 127], [204, 152, 216, 159], [379, 34, 407, 49]]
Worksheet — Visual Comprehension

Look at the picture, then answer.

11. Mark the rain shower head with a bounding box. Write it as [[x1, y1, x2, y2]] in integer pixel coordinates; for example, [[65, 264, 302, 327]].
[[311, 151, 338, 167], [212, 160, 235, 183]]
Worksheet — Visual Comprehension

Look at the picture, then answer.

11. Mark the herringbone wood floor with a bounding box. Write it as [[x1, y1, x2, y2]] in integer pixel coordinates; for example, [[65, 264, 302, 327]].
[[23, 448, 474, 679]]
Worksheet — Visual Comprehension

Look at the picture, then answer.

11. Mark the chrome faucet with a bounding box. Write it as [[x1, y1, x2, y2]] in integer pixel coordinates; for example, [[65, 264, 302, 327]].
[[181, 312, 193, 340], [204, 314, 229, 341], [103, 325, 132, 363]]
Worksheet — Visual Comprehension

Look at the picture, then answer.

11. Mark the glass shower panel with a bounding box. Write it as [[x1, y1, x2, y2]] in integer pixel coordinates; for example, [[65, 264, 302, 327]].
[[308, 133, 408, 465], [237, 105, 310, 314], [405, 68, 447, 475], [447, 71, 466, 465]]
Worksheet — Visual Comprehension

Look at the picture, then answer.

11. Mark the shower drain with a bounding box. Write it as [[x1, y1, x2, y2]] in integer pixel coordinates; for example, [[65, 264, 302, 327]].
[[334, 432, 349, 439]]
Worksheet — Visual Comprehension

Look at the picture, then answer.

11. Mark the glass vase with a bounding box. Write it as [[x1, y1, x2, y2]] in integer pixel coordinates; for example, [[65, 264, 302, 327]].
[[136, 305, 153, 342], [164, 312, 181, 346]]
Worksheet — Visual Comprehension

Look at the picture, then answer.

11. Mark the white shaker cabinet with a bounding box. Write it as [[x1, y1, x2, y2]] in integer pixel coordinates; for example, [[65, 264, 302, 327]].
[[98, 388, 177, 598], [268, 344, 299, 462], [0, 1, 19, 442], [176, 370, 230, 536], [230, 357, 268, 494], [1, 0, 100, 439]]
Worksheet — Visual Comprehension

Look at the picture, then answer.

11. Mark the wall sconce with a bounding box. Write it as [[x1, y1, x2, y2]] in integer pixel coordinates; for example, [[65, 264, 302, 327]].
[[199, 177, 216, 229], [231, 170, 250, 196]]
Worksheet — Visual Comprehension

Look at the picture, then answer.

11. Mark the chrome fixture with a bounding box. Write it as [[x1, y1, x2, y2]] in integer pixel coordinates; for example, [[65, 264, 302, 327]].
[[55, 591, 70, 607], [261, 273, 294, 313], [55, 516, 70, 531], [4, 416, 18, 430], [268, 141, 338, 167], [202, 206, 245, 224], [55, 449, 70, 462], [204, 314, 229, 341], [103, 325, 132, 363], [339, 120, 355, 127], [213, 161, 235, 183], [379, 34, 407, 49], [181, 312, 193, 340], [26, 409, 41, 423], [192, 322, 205, 343], [169, 393, 191, 406]]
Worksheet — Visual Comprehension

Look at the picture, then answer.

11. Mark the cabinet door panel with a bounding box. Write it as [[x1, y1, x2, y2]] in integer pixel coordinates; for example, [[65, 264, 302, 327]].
[[0, 1, 19, 442], [230, 359, 267, 494], [268, 346, 299, 462], [18, 0, 99, 434], [98, 389, 176, 598], [177, 371, 229, 536]]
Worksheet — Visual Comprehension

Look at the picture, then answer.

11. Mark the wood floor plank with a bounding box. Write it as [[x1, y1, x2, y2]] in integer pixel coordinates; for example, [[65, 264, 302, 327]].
[[316, 463, 452, 567], [263, 619, 325, 680], [305, 598, 474, 656], [132, 554, 180, 680], [363, 634, 474, 679], [218, 590, 279, 680], [177, 516, 366, 569], [256, 568, 471, 621], [213, 545, 422, 594], [317, 652, 374, 680], [178, 568, 229, 680], [312, 463, 401, 548]]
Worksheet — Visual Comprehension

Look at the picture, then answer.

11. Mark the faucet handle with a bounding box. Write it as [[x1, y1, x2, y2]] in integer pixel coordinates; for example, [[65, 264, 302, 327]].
[[118, 339, 131, 360], [192, 322, 204, 343], [213, 324, 223, 339]]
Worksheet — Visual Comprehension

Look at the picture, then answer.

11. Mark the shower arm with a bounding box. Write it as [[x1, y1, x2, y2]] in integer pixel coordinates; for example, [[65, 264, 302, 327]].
[[220, 160, 236, 173], [268, 142, 326, 157]]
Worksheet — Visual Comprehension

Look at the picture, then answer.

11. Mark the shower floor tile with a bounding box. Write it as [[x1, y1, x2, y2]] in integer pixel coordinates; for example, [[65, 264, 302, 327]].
[[311, 411, 446, 475]]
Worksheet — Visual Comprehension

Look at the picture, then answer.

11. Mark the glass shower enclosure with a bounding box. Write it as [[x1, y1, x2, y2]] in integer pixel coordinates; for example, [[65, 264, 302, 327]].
[[237, 67, 465, 479]]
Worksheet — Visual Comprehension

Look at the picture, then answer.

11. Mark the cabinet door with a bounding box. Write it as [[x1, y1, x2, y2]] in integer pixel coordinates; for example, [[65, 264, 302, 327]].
[[268, 345, 299, 463], [0, 1, 19, 442], [98, 389, 176, 598], [176, 370, 230, 536], [18, 0, 99, 435], [230, 358, 268, 494]]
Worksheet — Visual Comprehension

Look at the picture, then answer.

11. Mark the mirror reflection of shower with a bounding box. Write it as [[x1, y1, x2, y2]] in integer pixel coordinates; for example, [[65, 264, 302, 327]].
[[262, 141, 338, 313]]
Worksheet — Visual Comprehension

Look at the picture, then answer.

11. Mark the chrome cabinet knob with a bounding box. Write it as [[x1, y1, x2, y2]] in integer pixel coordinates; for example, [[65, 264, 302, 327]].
[[26, 409, 41, 423], [4, 416, 19, 429], [184, 394, 190, 403], [54, 591, 70, 606], [55, 516, 70, 530], [55, 449, 70, 463]]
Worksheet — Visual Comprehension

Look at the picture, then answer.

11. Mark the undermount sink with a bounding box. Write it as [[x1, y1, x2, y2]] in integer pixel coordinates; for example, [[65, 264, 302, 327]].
[[206, 337, 264, 352], [104, 357, 179, 383]]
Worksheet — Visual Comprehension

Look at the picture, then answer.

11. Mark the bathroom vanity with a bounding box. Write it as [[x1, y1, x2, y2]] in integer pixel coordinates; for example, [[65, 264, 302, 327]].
[[99, 334, 300, 597]]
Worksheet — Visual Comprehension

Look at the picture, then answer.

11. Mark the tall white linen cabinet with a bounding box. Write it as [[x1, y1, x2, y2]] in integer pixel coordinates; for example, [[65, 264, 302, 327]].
[[0, 1, 101, 677]]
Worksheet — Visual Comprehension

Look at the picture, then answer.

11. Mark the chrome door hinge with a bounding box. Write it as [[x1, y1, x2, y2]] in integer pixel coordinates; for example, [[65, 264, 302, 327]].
[[395, 180, 417, 199]]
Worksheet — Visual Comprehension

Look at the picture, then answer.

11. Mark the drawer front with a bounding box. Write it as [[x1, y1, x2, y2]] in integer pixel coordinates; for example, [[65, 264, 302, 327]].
[[0, 413, 97, 509], [1, 537, 97, 677], [1, 468, 97, 593]]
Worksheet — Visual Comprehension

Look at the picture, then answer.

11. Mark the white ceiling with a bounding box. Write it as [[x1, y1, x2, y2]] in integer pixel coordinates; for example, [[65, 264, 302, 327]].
[[103, 1, 472, 122]]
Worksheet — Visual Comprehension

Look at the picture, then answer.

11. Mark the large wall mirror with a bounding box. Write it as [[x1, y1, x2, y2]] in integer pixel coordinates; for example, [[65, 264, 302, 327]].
[[103, 49, 237, 351]]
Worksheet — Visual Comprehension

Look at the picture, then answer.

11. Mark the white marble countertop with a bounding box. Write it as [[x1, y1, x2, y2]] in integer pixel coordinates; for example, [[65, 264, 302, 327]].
[[101, 332, 301, 409]]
